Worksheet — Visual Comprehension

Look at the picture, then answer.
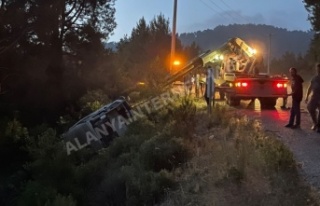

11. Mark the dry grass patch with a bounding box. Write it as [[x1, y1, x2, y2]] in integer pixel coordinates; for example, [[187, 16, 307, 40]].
[[161, 103, 318, 206]]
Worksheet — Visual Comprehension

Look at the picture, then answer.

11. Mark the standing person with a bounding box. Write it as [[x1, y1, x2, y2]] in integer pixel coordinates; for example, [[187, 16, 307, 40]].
[[204, 67, 215, 107], [195, 73, 200, 98], [305, 63, 320, 132], [191, 74, 195, 94], [199, 73, 206, 96], [204, 76, 209, 106], [184, 74, 192, 95], [285, 67, 304, 129]]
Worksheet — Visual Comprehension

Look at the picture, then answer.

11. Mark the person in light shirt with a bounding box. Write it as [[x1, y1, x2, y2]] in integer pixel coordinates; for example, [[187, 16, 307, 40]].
[[305, 63, 320, 132]]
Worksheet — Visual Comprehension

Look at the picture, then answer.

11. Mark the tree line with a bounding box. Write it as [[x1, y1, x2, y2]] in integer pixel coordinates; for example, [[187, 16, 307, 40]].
[[0, 0, 199, 126]]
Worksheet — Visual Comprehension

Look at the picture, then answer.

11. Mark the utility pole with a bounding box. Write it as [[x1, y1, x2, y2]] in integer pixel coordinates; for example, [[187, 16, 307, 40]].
[[170, 0, 178, 75], [267, 33, 271, 74]]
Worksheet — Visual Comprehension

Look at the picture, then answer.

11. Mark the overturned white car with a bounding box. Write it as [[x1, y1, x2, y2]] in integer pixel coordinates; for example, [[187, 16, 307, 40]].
[[63, 97, 133, 155]]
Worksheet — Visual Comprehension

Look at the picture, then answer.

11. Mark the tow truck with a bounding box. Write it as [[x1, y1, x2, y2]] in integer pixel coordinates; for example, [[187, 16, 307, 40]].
[[163, 37, 289, 108], [63, 37, 288, 153]]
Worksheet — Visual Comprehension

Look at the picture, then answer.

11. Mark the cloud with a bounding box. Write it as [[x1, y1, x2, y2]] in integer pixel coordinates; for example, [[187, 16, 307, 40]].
[[267, 10, 310, 31], [180, 10, 311, 33], [181, 10, 264, 32]]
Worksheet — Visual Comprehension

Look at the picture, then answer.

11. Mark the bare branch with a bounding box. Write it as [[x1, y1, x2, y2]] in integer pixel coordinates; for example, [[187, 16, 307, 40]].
[[0, 27, 30, 55], [65, 1, 77, 16], [0, 0, 5, 10], [0, 73, 17, 95], [0, 82, 6, 95], [0, 86, 8, 95], [0, 37, 9, 44], [65, 0, 86, 28]]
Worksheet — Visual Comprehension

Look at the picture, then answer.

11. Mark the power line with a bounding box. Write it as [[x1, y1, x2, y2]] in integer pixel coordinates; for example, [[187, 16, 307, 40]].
[[199, 0, 256, 28], [199, 0, 221, 16], [200, 0, 249, 25], [218, 0, 250, 23], [207, 0, 239, 22], [219, 0, 234, 12]]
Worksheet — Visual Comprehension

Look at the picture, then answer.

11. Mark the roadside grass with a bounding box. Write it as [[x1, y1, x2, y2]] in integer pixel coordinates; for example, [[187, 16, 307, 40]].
[[160, 101, 319, 206]]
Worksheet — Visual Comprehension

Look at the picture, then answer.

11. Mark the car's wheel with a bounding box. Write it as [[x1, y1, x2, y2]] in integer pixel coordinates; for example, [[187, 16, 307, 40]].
[[219, 91, 225, 100], [227, 96, 240, 106]]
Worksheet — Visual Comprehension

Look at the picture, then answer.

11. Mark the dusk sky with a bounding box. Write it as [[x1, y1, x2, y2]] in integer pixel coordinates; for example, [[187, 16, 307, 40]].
[[108, 0, 312, 42]]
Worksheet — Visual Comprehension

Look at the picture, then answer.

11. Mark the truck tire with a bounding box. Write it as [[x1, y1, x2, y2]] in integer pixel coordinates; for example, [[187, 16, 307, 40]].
[[227, 96, 240, 106], [219, 91, 225, 100], [259, 97, 277, 109]]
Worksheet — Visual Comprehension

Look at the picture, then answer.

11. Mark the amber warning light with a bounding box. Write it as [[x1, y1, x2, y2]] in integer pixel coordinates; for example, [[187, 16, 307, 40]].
[[137, 81, 145, 85], [173, 60, 181, 66]]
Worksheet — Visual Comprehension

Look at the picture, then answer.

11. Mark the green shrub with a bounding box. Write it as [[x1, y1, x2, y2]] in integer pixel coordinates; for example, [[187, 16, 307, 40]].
[[92, 165, 175, 206], [108, 119, 157, 158], [5, 118, 28, 142], [18, 182, 76, 206], [45, 194, 77, 206], [258, 136, 295, 173], [227, 166, 245, 184], [17, 181, 57, 206], [122, 168, 174, 205], [79, 89, 111, 116], [140, 134, 191, 172], [170, 96, 197, 138]]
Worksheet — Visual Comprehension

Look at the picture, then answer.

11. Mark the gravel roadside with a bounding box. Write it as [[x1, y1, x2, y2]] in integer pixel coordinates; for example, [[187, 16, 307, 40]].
[[241, 99, 320, 190]]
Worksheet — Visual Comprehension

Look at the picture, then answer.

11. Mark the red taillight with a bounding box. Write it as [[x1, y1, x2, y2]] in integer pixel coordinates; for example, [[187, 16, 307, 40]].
[[235, 82, 248, 88], [276, 82, 287, 88], [241, 82, 248, 87]]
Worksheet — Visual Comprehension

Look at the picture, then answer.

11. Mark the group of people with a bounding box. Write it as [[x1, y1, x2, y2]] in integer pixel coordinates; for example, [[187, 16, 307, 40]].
[[285, 63, 320, 132], [185, 73, 207, 97], [184, 70, 216, 109]]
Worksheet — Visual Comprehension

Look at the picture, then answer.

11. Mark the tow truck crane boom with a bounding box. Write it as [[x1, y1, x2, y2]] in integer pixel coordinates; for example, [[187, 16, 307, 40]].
[[162, 37, 261, 87]]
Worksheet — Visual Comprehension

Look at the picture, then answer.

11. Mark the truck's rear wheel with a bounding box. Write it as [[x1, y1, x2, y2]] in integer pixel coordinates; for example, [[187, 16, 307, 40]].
[[259, 97, 277, 109], [219, 91, 225, 100], [227, 96, 240, 106]]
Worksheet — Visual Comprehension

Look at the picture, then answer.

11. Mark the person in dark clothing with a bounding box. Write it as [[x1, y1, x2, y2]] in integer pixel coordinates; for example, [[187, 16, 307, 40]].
[[305, 63, 320, 132], [204, 82, 210, 106], [204, 67, 215, 107], [285, 67, 304, 129], [204, 72, 213, 106]]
